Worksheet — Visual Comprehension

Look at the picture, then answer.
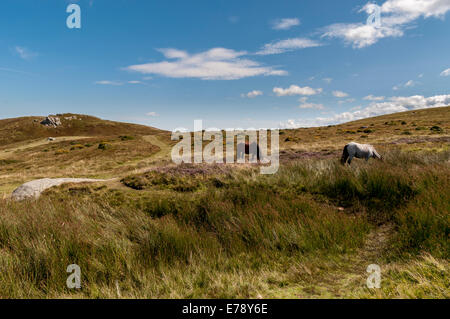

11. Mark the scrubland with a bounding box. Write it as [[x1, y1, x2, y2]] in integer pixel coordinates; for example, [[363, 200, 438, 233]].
[[0, 109, 448, 298]]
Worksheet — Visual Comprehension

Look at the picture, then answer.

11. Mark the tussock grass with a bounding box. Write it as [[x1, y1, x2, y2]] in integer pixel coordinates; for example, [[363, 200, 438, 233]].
[[0, 149, 447, 298]]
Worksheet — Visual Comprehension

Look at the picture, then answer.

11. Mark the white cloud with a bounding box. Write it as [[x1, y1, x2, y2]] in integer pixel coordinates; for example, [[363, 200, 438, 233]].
[[322, 0, 450, 48], [404, 80, 415, 87], [146, 112, 158, 117], [332, 90, 349, 98], [299, 97, 308, 103], [323, 23, 403, 49], [272, 18, 301, 30], [280, 94, 450, 128], [440, 68, 450, 77], [364, 94, 385, 101], [128, 80, 142, 84], [256, 38, 322, 55], [95, 80, 123, 86], [299, 102, 324, 109], [14, 46, 38, 60], [323, 77, 333, 84], [125, 47, 287, 80], [273, 85, 323, 96], [242, 90, 263, 98], [393, 79, 417, 90]]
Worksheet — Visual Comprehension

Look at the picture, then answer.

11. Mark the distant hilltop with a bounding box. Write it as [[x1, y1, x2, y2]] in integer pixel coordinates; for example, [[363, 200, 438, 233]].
[[0, 113, 165, 146]]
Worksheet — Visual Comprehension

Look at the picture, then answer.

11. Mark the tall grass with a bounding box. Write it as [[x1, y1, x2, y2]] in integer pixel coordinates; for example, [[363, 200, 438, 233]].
[[0, 150, 448, 298]]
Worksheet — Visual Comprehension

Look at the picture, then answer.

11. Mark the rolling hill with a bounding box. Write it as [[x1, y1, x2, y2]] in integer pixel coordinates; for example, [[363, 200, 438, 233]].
[[0, 107, 448, 298], [0, 113, 167, 146]]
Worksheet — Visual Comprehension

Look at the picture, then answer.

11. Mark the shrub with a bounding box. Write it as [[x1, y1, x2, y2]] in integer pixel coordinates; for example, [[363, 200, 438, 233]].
[[55, 149, 69, 155], [98, 142, 111, 150], [430, 126, 443, 133], [119, 135, 135, 141], [0, 159, 20, 165], [70, 144, 85, 150]]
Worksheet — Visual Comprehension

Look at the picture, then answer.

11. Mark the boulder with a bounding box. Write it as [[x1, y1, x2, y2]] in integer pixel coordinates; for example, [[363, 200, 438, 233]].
[[11, 178, 106, 201], [41, 116, 62, 127]]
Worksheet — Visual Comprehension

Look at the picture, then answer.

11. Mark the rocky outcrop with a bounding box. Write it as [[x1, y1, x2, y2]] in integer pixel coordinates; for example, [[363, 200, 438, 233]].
[[11, 178, 106, 201], [40, 116, 62, 127]]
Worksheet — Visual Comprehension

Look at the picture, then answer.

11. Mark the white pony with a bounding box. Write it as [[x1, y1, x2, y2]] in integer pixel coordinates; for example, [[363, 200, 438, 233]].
[[341, 142, 382, 165]]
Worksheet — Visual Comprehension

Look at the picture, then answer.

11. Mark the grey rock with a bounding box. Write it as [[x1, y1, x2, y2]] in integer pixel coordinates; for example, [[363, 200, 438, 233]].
[[41, 116, 62, 127], [12, 178, 106, 201]]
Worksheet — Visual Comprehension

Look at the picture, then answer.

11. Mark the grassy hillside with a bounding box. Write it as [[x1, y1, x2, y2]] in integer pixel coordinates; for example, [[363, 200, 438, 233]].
[[278, 106, 450, 160], [0, 113, 166, 146], [0, 114, 172, 195], [0, 107, 448, 298]]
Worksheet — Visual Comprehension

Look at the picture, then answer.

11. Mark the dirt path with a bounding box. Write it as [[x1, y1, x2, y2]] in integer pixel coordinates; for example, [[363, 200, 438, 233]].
[[0, 136, 92, 159], [125, 135, 173, 174], [141, 135, 172, 160], [270, 224, 394, 298], [317, 223, 393, 298], [8, 135, 171, 200]]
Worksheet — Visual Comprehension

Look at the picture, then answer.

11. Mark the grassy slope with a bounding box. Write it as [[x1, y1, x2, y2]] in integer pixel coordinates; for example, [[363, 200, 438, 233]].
[[279, 106, 450, 156], [0, 114, 172, 195], [0, 108, 448, 298], [0, 113, 166, 146]]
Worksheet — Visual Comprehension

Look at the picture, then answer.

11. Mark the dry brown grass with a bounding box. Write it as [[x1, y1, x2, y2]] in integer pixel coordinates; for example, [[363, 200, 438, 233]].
[[0, 107, 448, 298]]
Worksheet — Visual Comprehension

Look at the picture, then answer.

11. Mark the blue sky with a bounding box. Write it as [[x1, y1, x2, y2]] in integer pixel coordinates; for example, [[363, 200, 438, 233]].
[[1, 0, 449, 130]]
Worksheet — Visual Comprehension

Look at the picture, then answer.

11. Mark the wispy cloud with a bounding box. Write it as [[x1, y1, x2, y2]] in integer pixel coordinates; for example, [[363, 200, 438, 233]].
[[94, 80, 145, 86], [241, 90, 263, 98], [273, 85, 323, 96], [94, 80, 123, 86], [256, 38, 322, 55], [298, 102, 324, 109], [404, 80, 415, 87], [272, 18, 300, 30], [440, 68, 450, 77], [0, 67, 35, 76], [146, 112, 159, 117], [125, 48, 287, 80], [332, 90, 349, 98], [393, 79, 417, 90], [363, 94, 385, 101], [14, 46, 38, 60]]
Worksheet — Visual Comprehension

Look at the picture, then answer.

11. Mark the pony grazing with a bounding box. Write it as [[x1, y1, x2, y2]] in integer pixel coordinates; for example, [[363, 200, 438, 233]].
[[237, 141, 261, 161], [341, 142, 382, 165]]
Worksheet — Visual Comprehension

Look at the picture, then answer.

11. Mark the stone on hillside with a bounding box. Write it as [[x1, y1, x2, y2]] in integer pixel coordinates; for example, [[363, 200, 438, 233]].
[[41, 116, 62, 127], [12, 178, 106, 201]]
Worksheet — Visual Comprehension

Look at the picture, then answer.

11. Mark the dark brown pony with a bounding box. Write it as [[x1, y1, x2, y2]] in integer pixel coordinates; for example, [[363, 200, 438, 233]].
[[237, 142, 261, 161]]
